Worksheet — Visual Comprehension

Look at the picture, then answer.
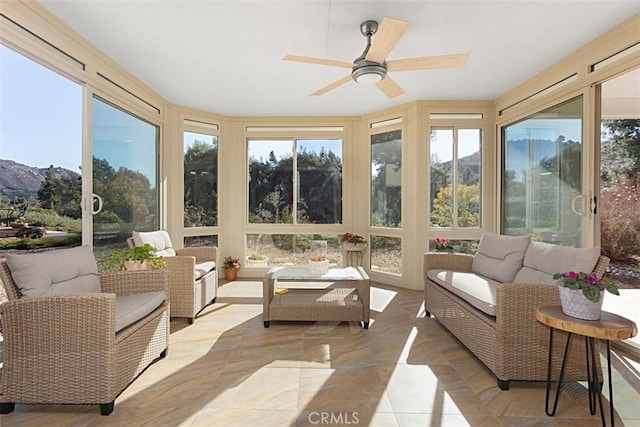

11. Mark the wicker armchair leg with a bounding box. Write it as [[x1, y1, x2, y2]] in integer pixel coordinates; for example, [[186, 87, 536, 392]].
[[497, 379, 510, 390], [160, 348, 168, 358], [187, 317, 194, 325], [100, 401, 114, 416], [210, 297, 216, 304], [0, 402, 15, 414]]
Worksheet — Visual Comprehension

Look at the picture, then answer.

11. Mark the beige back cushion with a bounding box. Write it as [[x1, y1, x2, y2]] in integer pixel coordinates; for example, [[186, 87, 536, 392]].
[[513, 242, 601, 285], [471, 233, 531, 283], [132, 230, 176, 257], [5, 245, 101, 298]]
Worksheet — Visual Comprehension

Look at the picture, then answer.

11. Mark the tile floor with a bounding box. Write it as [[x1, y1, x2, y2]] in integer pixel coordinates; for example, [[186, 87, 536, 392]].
[[1, 280, 639, 426]]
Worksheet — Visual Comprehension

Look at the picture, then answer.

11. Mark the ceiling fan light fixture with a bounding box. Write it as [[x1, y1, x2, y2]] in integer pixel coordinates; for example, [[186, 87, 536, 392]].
[[352, 63, 387, 84]]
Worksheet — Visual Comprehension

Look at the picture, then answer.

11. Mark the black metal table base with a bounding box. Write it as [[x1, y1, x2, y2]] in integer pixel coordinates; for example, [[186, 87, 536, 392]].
[[544, 328, 615, 426]]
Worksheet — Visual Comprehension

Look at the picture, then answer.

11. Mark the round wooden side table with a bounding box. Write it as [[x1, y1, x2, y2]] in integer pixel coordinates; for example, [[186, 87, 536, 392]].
[[536, 306, 637, 426]]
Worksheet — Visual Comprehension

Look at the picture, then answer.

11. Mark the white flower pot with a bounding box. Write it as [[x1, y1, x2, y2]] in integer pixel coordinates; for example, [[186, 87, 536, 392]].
[[342, 242, 366, 251], [246, 256, 268, 267], [558, 286, 604, 320]]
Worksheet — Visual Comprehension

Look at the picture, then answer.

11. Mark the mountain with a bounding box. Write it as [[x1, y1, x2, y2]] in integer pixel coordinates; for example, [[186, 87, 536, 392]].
[[0, 159, 80, 204]]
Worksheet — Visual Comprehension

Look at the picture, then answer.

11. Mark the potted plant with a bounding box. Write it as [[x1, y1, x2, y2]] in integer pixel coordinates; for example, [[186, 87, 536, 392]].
[[340, 232, 367, 251], [222, 256, 241, 281], [108, 243, 166, 271], [553, 270, 619, 320], [246, 253, 269, 267], [434, 237, 453, 252]]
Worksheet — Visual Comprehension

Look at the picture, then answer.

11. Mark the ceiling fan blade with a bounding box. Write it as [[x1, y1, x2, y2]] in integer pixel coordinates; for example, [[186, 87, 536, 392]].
[[365, 17, 410, 64], [310, 75, 353, 96], [376, 76, 404, 99], [387, 53, 469, 72], [283, 55, 353, 69]]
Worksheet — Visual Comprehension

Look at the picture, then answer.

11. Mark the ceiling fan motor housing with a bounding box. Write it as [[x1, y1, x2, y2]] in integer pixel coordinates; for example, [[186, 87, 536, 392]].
[[352, 59, 387, 83]]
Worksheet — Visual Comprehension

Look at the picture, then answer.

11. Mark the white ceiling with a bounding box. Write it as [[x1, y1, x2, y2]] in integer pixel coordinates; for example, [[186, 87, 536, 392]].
[[37, 1, 640, 117]]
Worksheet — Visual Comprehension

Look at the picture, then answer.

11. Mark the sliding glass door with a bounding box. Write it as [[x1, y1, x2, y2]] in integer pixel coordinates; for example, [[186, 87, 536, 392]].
[[91, 97, 159, 264], [502, 96, 590, 246]]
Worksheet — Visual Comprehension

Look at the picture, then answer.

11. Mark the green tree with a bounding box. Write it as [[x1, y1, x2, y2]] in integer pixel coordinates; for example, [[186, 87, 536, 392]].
[[184, 140, 218, 226], [37, 165, 62, 211], [431, 184, 480, 228], [602, 119, 640, 183]]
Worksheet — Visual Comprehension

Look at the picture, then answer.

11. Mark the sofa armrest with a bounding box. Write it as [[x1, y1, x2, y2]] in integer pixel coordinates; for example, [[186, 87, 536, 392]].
[[495, 283, 564, 372], [423, 252, 473, 278], [100, 269, 169, 296], [163, 256, 199, 287], [175, 246, 217, 263], [1, 293, 116, 355]]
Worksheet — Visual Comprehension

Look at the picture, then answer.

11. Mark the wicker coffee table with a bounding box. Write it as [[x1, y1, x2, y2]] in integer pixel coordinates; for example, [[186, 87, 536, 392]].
[[262, 266, 370, 329]]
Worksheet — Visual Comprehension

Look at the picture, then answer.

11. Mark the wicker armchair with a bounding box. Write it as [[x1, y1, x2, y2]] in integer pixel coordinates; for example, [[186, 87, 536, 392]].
[[424, 252, 609, 389], [0, 260, 169, 415], [128, 231, 218, 324]]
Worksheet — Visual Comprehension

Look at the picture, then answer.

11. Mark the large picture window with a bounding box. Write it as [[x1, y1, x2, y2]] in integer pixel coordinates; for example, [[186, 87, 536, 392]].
[[429, 128, 481, 228], [371, 129, 402, 228], [248, 139, 342, 224], [502, 96, 584, 246], [184, 131, 218, 227]]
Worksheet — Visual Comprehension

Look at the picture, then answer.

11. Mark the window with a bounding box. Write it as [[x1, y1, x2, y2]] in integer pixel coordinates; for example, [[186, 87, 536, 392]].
[[371, 129, 402, 227], [501, 96, 584, 246], [0, 44, 82, 251], [245, 233, 342, 267], [248, 139, 342, 224], [184, 130, 218, 227], [429, 128, 481, 228]]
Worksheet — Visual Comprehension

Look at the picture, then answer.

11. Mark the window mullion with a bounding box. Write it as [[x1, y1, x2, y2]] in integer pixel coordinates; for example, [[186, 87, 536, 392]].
[[452, 128, 459, 229], [292, 140, 298, 225]]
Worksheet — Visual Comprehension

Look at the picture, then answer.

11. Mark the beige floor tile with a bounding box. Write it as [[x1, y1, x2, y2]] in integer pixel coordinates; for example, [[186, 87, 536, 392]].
[[203, 366, 300, 410], [298, 366, 394, 414], [396, 413, 502, 427], [192, 407, 297, 427]]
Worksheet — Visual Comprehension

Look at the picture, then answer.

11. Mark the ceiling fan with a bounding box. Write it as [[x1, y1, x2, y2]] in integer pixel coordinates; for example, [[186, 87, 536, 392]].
[[283, 17, 468, 99]]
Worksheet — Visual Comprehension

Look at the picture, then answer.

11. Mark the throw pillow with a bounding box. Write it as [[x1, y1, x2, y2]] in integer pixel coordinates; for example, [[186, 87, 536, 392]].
[[6, 245, 101, 298], [471, 232, 531, 283], [513, 242, 601, 285]]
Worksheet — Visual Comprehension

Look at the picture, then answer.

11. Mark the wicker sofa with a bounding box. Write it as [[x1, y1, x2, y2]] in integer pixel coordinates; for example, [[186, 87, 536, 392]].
[[424, 233, 608, 390], [129, 230, 218, 324], [0, 246, 169, 415]]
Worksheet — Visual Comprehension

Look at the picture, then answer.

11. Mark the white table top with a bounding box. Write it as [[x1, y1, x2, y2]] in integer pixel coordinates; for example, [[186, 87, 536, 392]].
[[267, 266, 365, 281]]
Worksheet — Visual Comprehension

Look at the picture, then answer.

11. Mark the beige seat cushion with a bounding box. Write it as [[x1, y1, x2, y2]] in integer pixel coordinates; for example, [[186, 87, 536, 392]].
[[132, 230, 176, 257], [115, 291, 166, 332], [428, 269, 500, 316], [195, 261, 216, 280], [5, 245, 101, 298], [471, 233, 531, 283], [513, 242, 601, 284]]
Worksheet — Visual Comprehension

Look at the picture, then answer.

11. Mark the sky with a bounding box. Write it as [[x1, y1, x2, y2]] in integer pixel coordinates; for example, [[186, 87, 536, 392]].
[[0, 44, 82, 173]]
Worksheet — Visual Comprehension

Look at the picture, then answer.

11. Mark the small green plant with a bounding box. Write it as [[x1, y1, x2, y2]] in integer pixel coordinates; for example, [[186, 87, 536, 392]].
[[108, 243, 165, 271], [248, 253, 267, 260]]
